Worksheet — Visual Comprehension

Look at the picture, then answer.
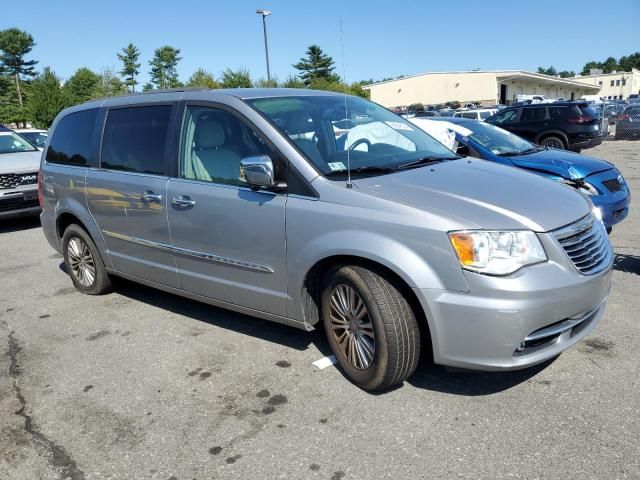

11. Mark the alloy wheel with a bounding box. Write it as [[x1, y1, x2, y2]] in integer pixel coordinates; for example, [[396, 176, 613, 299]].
[[67, 236, 96, 287], [329, 284, 375, 370]]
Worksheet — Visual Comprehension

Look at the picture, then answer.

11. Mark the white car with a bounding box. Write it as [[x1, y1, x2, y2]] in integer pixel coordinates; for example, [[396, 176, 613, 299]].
[[15, 128, 48, 151], [453, 108, 498, 121]]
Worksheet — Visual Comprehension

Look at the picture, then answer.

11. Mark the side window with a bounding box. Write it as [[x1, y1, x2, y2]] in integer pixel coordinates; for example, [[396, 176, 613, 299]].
[[548, 107, 565, 119], [491, 109, 519, 125], [479, 111, 493, 120], [461, 112, 477, 119], [180, 106, 278, 186], [101, 105, 171, 175], [46, 109, 98, 166], [521, 107, 546, 122]]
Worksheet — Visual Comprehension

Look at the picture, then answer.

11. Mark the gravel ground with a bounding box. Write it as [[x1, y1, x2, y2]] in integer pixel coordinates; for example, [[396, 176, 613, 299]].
[[1, 140, 639, 480]]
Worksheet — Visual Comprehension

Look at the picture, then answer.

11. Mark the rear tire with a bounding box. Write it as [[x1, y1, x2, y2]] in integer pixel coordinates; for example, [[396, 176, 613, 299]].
[[539, 135, 566, 149], [62, 224, 112, 295], [321, 265, 420, 391]]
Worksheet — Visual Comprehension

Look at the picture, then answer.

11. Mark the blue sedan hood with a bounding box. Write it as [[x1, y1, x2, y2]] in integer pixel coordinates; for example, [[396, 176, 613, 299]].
[[507, 149, 612, 180]]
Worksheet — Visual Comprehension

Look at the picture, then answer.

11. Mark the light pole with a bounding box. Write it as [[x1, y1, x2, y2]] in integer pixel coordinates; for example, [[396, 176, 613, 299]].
[[256, 9, 272, 83]]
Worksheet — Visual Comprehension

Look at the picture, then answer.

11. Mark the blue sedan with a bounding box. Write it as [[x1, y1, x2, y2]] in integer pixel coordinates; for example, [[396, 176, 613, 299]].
[[411, 117, 630, 232]]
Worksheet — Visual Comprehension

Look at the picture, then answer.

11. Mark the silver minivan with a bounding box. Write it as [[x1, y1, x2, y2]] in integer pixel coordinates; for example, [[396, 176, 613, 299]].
[[40, 89, 613, 390]]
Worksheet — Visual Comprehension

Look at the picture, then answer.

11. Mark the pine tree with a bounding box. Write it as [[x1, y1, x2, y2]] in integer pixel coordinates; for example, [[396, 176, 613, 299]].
[[25, 68, 68, 128], [293, 45, 340, 86], [0, 28, 38, 107], [117, 43, 141, 92], [64, 67, 100, 104], [149, 46, 182, 89], [186, 68, 219, 89]]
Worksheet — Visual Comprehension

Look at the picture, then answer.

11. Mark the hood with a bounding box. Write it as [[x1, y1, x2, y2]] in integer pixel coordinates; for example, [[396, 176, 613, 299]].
[[0, 150, 42, 174], [506, 149, 612, 180], [354, 159, 591, 232]]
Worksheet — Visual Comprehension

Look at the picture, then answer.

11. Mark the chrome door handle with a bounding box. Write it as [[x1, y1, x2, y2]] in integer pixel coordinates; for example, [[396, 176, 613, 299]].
[[171, 195, 196, 208], [141, 191, 162, 203]]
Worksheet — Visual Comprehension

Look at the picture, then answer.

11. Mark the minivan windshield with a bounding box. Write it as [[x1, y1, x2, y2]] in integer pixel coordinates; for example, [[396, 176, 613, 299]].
[[247, 95, 458, 176], [456, 121, 537, 156], [0, 132, 38, 155]]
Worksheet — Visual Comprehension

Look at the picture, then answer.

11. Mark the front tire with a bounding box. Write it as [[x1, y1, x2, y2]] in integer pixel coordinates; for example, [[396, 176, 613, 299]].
[[321, 265, 420, 391], [62, 224, 112, 295]]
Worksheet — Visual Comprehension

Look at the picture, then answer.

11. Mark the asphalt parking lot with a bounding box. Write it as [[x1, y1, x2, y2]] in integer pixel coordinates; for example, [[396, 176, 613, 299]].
[[1, 141, 639, 480]]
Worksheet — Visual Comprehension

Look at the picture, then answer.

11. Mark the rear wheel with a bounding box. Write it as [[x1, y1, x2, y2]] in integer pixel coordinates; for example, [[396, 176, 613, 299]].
[[321, 265, 420, 391], [540, 135, 566, 149], [62, 224, 112, 295]]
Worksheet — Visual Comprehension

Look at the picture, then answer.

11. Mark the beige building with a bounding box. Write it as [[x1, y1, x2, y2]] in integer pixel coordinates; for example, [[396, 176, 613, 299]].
[[363, 70, 603, 108], [571, 68, 640, 100]]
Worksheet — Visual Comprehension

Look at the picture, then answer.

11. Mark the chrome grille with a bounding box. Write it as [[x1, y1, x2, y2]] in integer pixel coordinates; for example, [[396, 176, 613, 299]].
[[553, 214, 612, 275], [0, 172, 38, 190]]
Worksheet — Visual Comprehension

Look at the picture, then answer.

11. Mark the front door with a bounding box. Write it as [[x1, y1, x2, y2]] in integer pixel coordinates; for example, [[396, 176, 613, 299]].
[[87, 104, 179, 288], [166, 104, 288, 316]]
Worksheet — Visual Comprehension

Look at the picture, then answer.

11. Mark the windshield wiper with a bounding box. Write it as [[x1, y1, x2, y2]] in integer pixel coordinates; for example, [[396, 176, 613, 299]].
[[393, 155, 460, 171], [324, 165, 396, 176], [496, 147, 540, 157]]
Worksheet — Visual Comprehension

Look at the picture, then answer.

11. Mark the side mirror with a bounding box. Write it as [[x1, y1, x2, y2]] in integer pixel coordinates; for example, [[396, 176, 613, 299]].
[[240, 155, 283, 191], [456, 143, 470, 156]]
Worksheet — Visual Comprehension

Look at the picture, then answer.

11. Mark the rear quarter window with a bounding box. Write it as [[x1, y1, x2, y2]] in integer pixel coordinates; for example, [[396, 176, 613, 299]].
[[46, 109, 98, 166]]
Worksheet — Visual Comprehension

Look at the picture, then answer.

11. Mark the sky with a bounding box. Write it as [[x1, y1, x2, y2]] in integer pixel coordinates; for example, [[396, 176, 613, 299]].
[[3, 0, 640, 86]]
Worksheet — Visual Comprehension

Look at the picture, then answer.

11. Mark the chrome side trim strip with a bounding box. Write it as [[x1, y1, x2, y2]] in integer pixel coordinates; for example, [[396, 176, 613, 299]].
[[102, 230, 274, 273]]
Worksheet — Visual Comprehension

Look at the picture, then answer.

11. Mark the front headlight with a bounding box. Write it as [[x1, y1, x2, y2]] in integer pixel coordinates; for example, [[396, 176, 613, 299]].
[[448, 230, 547, 275], [561, 179, 599, 196]]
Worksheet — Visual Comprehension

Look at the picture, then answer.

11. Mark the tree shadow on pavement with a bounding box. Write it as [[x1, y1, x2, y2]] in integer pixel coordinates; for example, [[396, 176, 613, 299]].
[[0, 216, 40, 234], [613, 253, 640, 275], [114, 278, 333, 355]]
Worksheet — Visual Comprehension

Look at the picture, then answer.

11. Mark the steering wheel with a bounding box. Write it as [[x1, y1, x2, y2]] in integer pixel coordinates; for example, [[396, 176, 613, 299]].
[[348, 138, 372, 151]]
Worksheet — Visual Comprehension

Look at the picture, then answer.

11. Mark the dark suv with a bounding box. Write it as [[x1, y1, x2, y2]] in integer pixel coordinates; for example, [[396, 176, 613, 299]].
[[485, 102, 605, 151]]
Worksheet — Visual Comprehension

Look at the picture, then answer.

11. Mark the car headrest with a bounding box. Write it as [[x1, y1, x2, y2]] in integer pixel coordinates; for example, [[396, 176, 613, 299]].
[[196, 116, 225, 148]]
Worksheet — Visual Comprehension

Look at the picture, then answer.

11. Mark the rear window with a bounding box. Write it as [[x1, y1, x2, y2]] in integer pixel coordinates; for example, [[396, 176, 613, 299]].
[[101, 105, 172, 175], [46, 109, 98, 166]]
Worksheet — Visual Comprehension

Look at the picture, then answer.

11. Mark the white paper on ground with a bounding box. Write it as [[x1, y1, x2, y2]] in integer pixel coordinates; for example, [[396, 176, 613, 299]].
[[312, 355, 337, 370]]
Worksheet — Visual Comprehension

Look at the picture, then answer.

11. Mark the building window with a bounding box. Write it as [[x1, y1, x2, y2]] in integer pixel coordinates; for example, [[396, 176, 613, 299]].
[[608, 96, 612, 99], [611, 80, 615, 86], [616, 80, 621, 86], [599, 81, 603, 85], [622, 79, 627, 86]]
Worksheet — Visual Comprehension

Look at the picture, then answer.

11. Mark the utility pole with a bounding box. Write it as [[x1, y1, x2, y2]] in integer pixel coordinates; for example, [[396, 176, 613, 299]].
[[256, 9, 272, 83]]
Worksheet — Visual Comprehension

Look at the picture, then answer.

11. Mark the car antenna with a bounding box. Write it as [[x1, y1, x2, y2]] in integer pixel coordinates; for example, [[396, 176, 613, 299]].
[[340, 18, 352, 189]]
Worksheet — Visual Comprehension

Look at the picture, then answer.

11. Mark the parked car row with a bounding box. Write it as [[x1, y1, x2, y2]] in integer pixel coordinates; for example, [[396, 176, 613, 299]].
[[37, 88, 619, 391]]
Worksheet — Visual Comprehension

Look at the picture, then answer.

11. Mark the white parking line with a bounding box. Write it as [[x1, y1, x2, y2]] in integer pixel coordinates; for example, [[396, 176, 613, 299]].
[[312, 355, 337, 370]]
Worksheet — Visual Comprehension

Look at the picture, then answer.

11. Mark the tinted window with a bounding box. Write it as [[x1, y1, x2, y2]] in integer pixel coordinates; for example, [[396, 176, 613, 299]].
[[46, 109, 98, 166], [521, 107, 547, 122], [461, 112, 478, 119], [548, 107, 566, 119], [489, 109, 519, 125], [180, 106, 279, 186], [101, 105, 171, 175]]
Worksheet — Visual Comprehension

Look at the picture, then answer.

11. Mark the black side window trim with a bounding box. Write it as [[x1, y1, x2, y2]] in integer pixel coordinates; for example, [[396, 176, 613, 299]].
[[98, 102, 179, 177], [176, 100, 318, 199]]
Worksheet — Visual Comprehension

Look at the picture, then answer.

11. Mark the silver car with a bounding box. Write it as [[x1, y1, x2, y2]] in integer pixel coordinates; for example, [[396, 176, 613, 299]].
[[0, 127, 42, 218], [40, 89, 613, 390]]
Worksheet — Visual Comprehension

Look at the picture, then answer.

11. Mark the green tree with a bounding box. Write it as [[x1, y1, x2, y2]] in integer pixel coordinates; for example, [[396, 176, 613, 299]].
[[25, 68, 68, 128], [281, 74, 305, 88], [64, 67, 100, 104], [619, 52, 640, 71], [94, 67, 126, 97], [293, 45, 340, 86], [220, 68, 252, 88], [186, 68, 219, 88], [117, 43, 141, 92], [254, 77, 279, 88], [581, 60, 603, 75], [142, 82, 154, 91], [536, 66, 558, 76], [602, 56, 619, 73], [149, 45, 182, 89], [558, 70, 576, 78], [0, 28, 38, 107]]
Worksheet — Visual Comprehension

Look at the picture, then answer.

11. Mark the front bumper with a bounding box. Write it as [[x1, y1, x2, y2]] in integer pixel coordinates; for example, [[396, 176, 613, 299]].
[[413, 232, 612, 370], [0, 190, 41, 219]]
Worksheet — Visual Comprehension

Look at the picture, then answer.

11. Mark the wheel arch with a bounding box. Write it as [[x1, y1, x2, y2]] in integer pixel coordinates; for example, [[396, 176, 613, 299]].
[[535, 130, 568, 148], [55, 204, 111, 268]]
